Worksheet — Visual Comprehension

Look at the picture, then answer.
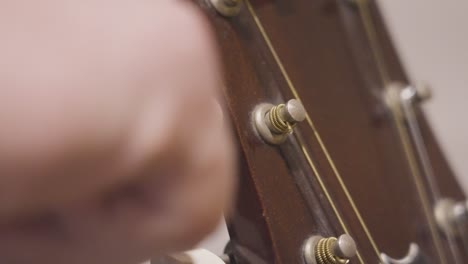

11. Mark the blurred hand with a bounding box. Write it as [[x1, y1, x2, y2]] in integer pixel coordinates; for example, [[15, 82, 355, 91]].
[[0, 1, 235, 263]]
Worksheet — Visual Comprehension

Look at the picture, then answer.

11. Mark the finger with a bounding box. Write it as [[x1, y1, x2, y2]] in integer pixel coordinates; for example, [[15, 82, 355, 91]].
[[0, 0, 224, 219]]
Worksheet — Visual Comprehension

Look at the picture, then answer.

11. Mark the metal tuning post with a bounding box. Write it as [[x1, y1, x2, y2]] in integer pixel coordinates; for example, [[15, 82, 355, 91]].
[[209, 0, 243, 17], [253, 99, 306, 145], [384, 82, 432, 117], [434, 198, 468, 236], [303, 234, 357, 264], [400, 83, 432, 105]]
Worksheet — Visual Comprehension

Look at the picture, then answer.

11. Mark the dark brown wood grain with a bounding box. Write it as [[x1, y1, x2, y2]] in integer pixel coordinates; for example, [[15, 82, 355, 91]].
[[196, 0, 467, 263]]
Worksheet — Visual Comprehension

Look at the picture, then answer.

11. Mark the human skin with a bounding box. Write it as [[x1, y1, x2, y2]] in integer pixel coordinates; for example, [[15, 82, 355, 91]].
[[0, 1, 235, 263]]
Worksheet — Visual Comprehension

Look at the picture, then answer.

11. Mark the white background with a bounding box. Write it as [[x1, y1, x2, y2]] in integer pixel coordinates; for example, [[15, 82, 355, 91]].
[[378, 0, 468, 194]]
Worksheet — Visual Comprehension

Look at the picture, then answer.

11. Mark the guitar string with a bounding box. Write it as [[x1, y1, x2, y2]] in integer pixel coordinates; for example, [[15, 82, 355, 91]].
[[355, 0, 452, 262], [401, 94, 463, 263], [245, 0, 381, 262], [299, 140, 365, 264], [388, 91, 448, 264]]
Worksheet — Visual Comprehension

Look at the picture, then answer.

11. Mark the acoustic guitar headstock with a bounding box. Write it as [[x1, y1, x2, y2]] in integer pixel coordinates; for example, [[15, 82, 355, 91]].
[[184, 0, 468, 263]]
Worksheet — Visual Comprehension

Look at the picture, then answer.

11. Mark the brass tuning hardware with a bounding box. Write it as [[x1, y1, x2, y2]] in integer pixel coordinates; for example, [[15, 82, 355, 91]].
[[304, 234, 357, 264], [209, 0, 243, 17], [253, 99, 306, 145]]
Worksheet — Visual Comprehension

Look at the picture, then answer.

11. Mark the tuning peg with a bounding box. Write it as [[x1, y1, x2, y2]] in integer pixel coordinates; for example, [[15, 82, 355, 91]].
[[253, 99, 306, 144], [332, 234, 358, 259], [434, 198, 468, 235], [414, 82, 432, 102], [400, 83, 433, 104], [304, 234, 357, 264]]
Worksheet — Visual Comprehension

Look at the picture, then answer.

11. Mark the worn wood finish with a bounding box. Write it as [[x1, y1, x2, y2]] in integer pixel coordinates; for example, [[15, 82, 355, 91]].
[[197, 0, 466, 263]]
